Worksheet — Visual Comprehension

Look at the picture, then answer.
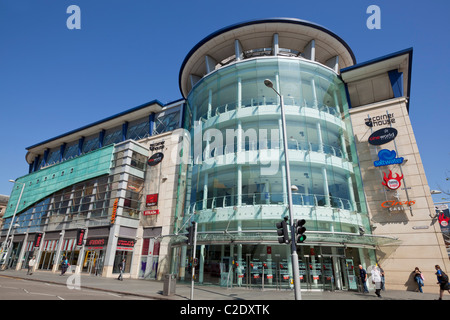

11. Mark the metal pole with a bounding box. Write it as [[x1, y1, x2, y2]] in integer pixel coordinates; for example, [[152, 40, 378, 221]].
[[190, 222, 197, 300], [278, 95, 302, 300], [264, 79, 302, 300], [1, 181, 25, 268]]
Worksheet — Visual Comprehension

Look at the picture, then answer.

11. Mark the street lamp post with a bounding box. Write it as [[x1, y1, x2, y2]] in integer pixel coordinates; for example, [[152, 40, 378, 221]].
[[264, 79, 302, 300], [1, 180, 25, 269]]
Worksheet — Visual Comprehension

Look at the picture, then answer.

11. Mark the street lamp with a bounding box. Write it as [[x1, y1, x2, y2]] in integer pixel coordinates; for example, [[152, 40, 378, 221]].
[[264, 79, 302, 300], [0, 180, 25, 268]]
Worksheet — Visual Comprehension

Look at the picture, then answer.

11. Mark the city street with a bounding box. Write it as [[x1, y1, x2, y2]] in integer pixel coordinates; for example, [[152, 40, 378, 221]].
[[0, 276, 152, 300]]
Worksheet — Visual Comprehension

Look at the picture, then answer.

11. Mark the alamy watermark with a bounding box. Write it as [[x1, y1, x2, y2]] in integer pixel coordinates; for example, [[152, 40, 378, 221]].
[[67, 5, 81, 30], [366, 5, 381, 30]]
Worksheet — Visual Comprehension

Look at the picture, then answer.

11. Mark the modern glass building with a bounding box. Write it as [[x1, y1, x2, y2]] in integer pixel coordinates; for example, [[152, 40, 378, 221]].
[[2, 18, 448, 294], [169, 18, 386, 290]]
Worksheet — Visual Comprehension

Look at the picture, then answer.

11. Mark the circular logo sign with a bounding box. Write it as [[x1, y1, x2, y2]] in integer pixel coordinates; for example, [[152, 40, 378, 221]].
[[148, 152, 164, 166], [386, 179, 400, 190], [368, 128, 398, 146]]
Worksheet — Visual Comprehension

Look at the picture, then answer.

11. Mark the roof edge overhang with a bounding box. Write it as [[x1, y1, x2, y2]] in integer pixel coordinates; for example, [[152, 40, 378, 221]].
[[340, 47, 413, 112], [179, 17, 357, 98], [25, 98, 184, 164]]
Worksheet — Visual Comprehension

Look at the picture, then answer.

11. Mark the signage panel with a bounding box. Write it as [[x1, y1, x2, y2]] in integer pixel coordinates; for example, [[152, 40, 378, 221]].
[[148, 152, 164, 166], [86, 237, 108, 248], [374, 149, 404, 167], [76, 228, 86, 246], [34, 233, 43, 248], [117, 238, 135, 250], [146, 194, 158, 206], [368, 128, 398, 146], [144, 209, 159, 215], [381, 170, 404, 190]]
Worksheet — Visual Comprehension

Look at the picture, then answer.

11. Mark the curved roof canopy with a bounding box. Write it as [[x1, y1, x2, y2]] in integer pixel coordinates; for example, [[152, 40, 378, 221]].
[[179, 18, 356, 97]]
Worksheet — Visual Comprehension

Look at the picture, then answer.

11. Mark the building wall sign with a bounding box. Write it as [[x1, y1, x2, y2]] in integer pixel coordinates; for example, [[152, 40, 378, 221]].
[[143, 209, 159, 215], [374, 149, 404, 167], [110, 198, 119, 225], [365, 113, 395, 127], [149, 141, 165, 151], [146, 194, 158, 206], [381, 200, 415, 208], [117, 238, 135, 251], [148, 152, 164, 166], [382, 170, 404, 190], [34, 233, 43, 247], [76, 228, 86, 246], [368, 128, 398, 146], [86, 237, 108, 249]]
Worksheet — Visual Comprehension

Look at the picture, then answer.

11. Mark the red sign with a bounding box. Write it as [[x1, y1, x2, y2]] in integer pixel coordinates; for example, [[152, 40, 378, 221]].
[[267, 246, 272, 254], [111, 198, 119, 224], [382, 170, 404, 190], [117, 238, 135, 248], [86, 237, 108, 248], [76, 228, 86, 246], [144, 209, 159, 216], [146, 194, 158, 206], [34, 233, 43, 248]]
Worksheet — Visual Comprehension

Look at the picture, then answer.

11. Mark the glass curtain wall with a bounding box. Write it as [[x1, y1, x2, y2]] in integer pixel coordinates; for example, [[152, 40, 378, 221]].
[[183, 57, 369, 236]]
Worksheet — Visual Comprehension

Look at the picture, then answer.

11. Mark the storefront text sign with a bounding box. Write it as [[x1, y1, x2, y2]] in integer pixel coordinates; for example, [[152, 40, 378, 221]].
[[374, 149, 404, 167], [34, 233, 43, 247], [148, 152, 164, 166], [86, 237, 108, 249], [381, 200, 415, 212], [365, 113, 395, 127], [144, 209, 159, 215], [76, 228, 86, 246], [117, 238, 135, 250], [368, 128, 398, 146]]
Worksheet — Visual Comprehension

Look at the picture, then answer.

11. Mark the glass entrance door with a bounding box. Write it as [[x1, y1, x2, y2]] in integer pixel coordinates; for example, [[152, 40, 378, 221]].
[[82, 250, 104, 275]]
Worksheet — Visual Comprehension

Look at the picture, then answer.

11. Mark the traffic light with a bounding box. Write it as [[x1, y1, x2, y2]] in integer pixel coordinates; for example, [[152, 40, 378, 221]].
[[276, 217, 290, 244], [295, 219, 307, 243], [186, 221, 196, 246]]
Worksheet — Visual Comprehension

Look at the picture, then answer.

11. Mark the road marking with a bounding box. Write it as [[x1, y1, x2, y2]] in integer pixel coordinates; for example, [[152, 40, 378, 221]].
[[107, 292, 121, 297]]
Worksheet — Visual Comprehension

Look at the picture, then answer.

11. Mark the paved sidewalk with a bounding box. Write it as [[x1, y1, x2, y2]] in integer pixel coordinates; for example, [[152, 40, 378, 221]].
[[0, 268, 447, 301]]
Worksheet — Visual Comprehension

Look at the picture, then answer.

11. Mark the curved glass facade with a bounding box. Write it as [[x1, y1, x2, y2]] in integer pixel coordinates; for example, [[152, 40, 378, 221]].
[[182, 57, 369, 236], [171, 57, 372, 289]]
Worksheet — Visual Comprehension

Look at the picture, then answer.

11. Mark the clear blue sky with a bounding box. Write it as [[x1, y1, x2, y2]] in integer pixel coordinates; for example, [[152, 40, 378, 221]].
[[0, 0, 449, 203]]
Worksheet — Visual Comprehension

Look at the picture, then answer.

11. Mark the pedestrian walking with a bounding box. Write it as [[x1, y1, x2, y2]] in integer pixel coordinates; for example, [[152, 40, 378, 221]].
[[60, 256, 68, 276], [435, 265, 450, 300], [378, 264, 385, 291], [27, 256, 36, 275], [371, 265, 382, 298], [118, 258, 125, 281], [413, 267, 424, 293], [359, 264, 369, 293]]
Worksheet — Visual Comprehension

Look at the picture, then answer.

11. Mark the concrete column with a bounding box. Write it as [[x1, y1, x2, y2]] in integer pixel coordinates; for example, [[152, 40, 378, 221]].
[[316, 121, 324, 153], [203, 173, 208, 209], [322, 167, 330, 206]]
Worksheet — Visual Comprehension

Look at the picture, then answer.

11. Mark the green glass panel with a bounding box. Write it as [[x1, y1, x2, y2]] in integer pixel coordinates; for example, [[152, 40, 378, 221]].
[[5, 145, 114, 219]]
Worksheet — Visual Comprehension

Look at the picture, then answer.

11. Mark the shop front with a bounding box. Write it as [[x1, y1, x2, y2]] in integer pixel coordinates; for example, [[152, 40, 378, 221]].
[[174, 243, 365, 291], [83, 237, 108, 275]]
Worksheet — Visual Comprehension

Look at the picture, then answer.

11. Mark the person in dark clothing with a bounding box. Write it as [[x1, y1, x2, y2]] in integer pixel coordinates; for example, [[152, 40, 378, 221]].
[[359, 264, 369, 293], [435, 265, 450, 300], [118, 258, 125, 281]]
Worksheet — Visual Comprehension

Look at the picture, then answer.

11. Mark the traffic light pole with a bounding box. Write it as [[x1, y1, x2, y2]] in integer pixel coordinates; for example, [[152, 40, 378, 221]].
[[190, 221, 197, 300], [279, 94, 302, 301]]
